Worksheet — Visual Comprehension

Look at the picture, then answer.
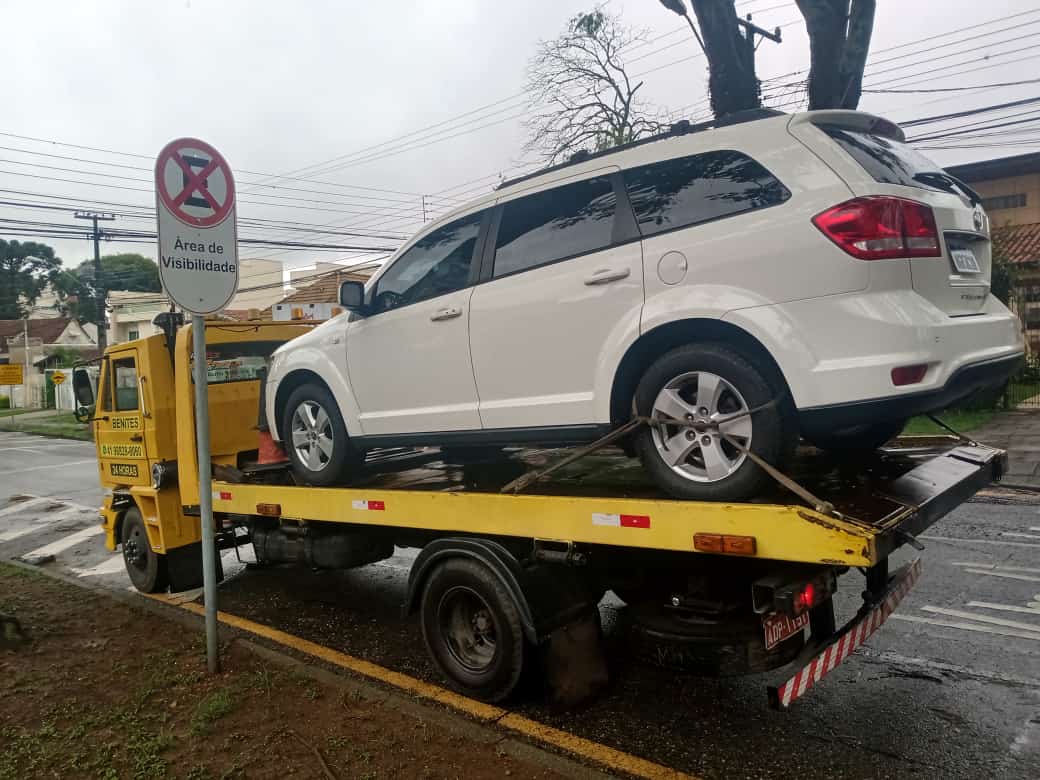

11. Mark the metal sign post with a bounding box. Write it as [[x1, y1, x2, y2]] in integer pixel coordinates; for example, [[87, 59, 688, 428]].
[[154, 137, 239, 674]]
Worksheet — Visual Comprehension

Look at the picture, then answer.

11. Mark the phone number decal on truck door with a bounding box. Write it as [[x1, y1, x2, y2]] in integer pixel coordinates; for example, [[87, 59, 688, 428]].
[[100, 444, 144, 458]]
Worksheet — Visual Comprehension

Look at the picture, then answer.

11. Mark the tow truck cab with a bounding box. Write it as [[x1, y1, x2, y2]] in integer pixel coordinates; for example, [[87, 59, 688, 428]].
[[74, 319, 1008, 708]]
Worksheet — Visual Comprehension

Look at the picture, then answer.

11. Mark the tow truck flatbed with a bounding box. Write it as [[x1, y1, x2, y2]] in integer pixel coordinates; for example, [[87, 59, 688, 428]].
[[209, 438, 1006, 568]]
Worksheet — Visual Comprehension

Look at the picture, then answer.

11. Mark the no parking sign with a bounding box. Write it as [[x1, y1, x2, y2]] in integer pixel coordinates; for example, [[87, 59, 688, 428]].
[[154, 137, 239, 314]]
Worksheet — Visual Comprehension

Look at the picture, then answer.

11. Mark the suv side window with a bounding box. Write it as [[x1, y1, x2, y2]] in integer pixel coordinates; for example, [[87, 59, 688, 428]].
[[371, 211, 483, 313], [493, 176, 616, 278], [624, 150, 790, 237]]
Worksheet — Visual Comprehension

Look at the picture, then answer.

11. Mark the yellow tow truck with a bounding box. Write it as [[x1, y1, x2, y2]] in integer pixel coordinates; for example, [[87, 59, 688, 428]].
[[73, 315, 1007, 708]]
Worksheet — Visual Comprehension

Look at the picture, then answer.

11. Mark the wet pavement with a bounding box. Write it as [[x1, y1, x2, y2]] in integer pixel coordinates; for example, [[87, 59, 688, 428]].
[[2, 430, 1039, 778]]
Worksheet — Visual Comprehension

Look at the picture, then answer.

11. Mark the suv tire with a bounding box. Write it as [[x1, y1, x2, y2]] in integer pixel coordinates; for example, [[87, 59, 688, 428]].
[[633, 343, 793, 501], [282, 383, 361, 486]]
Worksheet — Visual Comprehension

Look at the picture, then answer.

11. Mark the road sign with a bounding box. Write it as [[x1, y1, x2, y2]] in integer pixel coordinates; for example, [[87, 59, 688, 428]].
[[0, 365, 24, 384], [155, 137, 239, 315], [51, 371, 66, 386]]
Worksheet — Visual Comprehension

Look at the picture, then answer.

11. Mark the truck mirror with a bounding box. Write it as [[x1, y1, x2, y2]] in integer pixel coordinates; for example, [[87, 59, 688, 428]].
[[339, 280, 365, 312], [73, 367, 94, 407]]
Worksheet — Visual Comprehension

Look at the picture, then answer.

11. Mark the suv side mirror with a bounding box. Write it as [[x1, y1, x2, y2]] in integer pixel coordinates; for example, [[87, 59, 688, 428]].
[[73, 367, 94, 406], [339, 280, 366, 312]]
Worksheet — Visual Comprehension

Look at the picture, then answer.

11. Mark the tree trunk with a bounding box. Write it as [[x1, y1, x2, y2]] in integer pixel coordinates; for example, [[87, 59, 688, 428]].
[[796, 0, 875, 110], [690, 0, 760, 118], [839, 0, 875, 109]]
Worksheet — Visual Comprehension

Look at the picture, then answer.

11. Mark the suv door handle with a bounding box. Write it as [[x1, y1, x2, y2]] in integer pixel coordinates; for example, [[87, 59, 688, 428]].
[[430, 306, 462, 321], [584, 268, 630, 285]]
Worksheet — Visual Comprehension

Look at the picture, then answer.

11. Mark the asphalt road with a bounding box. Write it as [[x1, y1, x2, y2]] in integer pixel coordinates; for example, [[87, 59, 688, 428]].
[[2, 430, 1038, 779]]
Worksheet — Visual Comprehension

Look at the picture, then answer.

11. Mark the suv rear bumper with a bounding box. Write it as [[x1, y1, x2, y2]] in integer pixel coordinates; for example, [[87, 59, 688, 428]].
[[799, 352, 1023, 435]]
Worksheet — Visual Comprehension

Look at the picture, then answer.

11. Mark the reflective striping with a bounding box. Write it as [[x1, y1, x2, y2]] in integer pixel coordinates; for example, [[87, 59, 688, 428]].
[[592, 512, 650, 528], [351, 499, 385, 511], [771, 558, 921, 709]]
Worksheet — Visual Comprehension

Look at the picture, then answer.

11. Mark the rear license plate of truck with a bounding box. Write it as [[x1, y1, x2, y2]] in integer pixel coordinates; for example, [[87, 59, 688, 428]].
[[950, 247, 981, 274], [763, 611, 809, 650]]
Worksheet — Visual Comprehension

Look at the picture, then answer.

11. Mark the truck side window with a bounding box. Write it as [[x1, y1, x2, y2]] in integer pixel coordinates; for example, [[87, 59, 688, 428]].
[[112, 357, 139, 412]]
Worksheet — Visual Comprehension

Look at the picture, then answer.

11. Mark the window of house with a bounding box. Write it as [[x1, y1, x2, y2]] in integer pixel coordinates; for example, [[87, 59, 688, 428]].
[[492, 176, 616, 278], [128, 329, 140, 341], [371, 211, 484, 312], [982, 194, 1027, 211], [623, 150, 790, 237], [111, 356, 139, 412]]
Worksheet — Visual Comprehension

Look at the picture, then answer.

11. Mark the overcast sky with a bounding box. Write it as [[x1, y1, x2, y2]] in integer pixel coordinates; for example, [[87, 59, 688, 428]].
[[3, 0, 1039, 293]]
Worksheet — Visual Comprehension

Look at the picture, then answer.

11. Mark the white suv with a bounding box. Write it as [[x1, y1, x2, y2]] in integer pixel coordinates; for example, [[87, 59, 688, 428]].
[[265, 109, 1024, 501]]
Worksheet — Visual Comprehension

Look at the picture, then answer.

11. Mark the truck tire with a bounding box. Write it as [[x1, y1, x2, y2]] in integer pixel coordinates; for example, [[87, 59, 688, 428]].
[[282, 383, 361, 486], [804, 420, 906, 453], [121, 506, 168, 593], [633, 343, 794, 501], [419, 558, 525, 703]]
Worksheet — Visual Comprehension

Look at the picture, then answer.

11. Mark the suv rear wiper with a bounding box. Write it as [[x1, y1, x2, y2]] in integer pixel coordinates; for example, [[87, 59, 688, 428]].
[[913, 172, 983, 207]]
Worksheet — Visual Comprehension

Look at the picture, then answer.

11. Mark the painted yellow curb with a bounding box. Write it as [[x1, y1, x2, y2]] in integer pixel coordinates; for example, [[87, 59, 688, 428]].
[[148, 596, 699, 779], [176, 601, 506, 721], [498, 713, 693, 780]]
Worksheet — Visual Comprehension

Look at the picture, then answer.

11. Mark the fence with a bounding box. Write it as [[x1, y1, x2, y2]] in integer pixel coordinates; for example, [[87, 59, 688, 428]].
[[1004, 354, 1040, 409]]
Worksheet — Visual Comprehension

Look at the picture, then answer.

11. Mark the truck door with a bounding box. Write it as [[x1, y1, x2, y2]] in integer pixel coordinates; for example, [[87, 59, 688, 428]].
[[96, 349, 150, 486]]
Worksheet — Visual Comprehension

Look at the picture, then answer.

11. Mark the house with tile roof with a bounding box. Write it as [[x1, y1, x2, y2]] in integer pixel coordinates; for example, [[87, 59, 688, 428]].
[[268, 267, 375, 322]]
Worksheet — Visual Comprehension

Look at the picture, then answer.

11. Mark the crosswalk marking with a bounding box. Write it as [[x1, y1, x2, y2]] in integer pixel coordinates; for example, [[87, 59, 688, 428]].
[[20, 524, 103, 560], [920, 605, 1040, 634], [963, 568, 1040, 583], [892, 614, 1040, 642], [0, 496, 48, 518], [0, 505, 92, 543]]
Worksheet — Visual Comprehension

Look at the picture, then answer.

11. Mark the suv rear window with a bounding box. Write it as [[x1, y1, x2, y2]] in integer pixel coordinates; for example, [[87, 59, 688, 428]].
[[822, 127, 944, 189], [623, 150, 789, 237]]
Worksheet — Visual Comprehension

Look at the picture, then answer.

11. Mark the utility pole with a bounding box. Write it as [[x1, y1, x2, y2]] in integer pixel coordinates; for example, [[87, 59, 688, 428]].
[[23, 316, 31, 408], [737, 13, 782, 68], [74, 211, 116, 353]]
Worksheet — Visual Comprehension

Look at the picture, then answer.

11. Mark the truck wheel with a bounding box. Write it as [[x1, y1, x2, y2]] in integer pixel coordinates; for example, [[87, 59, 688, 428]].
[[420, 558, 525, 702], [121, 507, 168, 593], [282, 383, 360, 486], [804, 420, 906, 452], [633, 343, 794, 501]]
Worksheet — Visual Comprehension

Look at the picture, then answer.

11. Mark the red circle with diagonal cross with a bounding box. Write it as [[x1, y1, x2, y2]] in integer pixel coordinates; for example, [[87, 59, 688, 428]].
[[155, 137, 236, 228]]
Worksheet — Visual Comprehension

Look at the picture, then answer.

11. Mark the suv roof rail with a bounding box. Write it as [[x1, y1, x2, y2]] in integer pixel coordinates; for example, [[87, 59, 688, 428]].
[[496, 107, 786, 190]]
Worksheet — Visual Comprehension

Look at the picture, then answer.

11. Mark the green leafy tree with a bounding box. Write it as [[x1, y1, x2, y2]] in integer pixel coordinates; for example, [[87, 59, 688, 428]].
[[0, 239, 62, 319], [62, 253, 161, 324]]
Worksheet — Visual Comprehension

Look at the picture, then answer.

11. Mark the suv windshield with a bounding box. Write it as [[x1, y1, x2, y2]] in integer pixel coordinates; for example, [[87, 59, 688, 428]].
[[821, 126, 971, 198]]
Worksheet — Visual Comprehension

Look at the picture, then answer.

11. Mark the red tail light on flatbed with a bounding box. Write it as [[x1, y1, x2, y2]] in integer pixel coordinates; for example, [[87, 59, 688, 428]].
[[813, 196, 941, 260]]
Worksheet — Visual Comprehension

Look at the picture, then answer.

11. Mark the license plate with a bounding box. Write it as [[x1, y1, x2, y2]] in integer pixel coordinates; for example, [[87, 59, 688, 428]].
[[763, 610, 810, 650], [950, 247, 981, 274]]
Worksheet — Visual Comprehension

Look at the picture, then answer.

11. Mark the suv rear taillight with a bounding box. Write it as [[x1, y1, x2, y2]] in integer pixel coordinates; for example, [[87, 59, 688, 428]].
[[812, 196, 941, 260]]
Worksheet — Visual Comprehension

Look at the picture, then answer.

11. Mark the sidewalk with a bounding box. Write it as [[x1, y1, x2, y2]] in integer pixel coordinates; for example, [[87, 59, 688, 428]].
[[968, 409, 1040, 488]]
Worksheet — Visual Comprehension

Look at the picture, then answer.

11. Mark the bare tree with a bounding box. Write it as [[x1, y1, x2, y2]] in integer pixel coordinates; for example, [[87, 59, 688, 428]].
[[524, 9, 664, 164], [659, 0, 876, 119]]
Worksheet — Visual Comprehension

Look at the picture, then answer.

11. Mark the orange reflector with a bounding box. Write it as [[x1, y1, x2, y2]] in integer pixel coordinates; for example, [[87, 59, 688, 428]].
[[694, 533, 757, 555], [256, 503, 282, 517]]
